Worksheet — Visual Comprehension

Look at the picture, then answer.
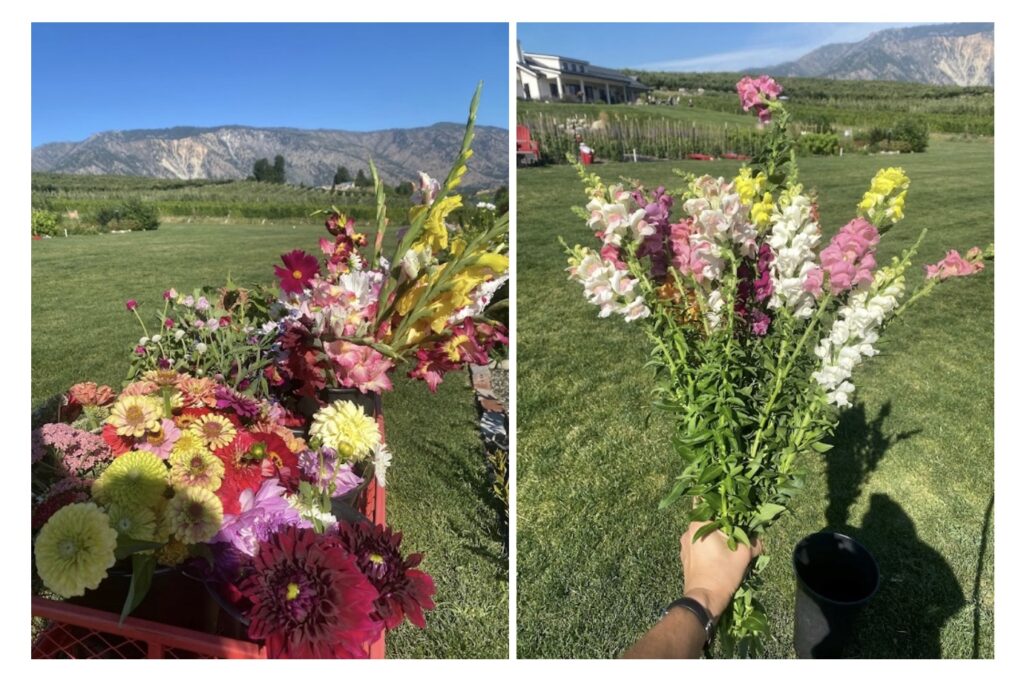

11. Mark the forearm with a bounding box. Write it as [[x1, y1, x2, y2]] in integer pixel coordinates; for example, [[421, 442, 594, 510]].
[[622, 597, 709, 659]]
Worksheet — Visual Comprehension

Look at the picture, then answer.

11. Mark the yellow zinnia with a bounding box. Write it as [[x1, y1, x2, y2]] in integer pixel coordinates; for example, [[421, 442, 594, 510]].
[[189, 414, 237, 450], [106, 503, 158, 541], [169, 448, 225, 491], [92, 450, 168, 510], [106, 395, 162, 438], [34, 503, 118, 598], [165, 487, 223, 544]]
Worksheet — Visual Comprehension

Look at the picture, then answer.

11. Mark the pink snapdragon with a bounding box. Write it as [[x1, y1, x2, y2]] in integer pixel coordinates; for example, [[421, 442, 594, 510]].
[[819, 218, 880, 294], [924, 248, 985, 280], [669, 219, 717, 283], [736, 75, 783, 124]]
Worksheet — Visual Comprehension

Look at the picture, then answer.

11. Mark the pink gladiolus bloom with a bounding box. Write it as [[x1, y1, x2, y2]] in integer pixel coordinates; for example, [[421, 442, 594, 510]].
[[820, 218, 880, 294], [125, 299, 138, 311], [924, 249, 985, 280], [324, 341, 394, 394]]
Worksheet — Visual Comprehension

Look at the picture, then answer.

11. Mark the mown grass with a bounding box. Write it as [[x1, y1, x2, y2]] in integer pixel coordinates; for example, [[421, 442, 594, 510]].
[[31, 223, 507, 658], [516, 139, 994, 658]]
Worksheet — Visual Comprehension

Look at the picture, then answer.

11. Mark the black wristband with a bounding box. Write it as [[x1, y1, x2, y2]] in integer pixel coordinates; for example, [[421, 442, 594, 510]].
[[663, 596, 714, 646]]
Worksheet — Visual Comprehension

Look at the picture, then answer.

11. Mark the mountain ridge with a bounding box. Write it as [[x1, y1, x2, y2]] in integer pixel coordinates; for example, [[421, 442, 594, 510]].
[[756, 23, 993, 86], [32, 122, 509, 189]]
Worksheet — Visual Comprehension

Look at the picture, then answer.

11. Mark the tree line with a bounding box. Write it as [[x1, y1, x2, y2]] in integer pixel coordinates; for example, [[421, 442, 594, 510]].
[[250, 156, 415, 195]]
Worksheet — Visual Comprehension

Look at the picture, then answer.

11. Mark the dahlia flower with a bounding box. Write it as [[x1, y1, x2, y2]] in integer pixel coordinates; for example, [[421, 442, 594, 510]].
[[242, 526, 381, 658], [34, 502, 118, 598], [309, 401, 379, 460], [165, 486, 223, 544], [214, 478, 306, 556], [336, 520, 436, 629], [106, 395, 162, 438], [371, 443, 393, 488], [92, 450, 169, 510]]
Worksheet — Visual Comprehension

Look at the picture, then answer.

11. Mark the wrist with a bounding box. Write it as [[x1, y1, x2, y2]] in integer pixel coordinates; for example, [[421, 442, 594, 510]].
[[683, 587, 725, 623]]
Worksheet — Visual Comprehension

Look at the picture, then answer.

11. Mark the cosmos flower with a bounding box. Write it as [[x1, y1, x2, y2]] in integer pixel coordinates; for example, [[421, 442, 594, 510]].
[[241, 526, 381, 658], [34, 502, 118, 598], [275, 250, 320, 295]]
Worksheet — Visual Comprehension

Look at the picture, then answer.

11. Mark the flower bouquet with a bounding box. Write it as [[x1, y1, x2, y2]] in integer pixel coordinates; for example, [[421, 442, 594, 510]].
[[563, 76, 990, 655], [270, 86, 509, 415], [124, 279, 280, 398], [32, 374, 434, 658]]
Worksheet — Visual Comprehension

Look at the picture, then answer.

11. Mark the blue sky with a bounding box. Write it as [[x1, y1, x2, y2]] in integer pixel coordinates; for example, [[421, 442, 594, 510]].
[[32, 23, 508, 147], [517, 23, 925, 72]]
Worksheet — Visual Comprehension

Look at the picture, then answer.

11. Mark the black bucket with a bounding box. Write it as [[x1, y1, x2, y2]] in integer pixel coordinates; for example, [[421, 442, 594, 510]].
[[792, 531, 880, 658]]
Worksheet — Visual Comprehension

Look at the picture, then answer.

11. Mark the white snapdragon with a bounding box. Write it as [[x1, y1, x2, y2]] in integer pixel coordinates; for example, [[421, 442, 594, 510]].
[[586, 187, 649, 247], [705, 289, 726, 330], [812, 278, 904, 406], [767, 195, 821, 319], [568, 249, 650, 323]]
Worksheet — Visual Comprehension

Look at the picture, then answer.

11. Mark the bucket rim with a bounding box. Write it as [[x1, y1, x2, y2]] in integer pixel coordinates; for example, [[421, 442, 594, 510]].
[[792, 531, 881, 607]]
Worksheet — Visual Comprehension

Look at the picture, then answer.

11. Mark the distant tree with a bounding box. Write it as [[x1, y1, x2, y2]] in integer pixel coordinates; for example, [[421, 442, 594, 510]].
[[252, 158, 272, 182], [354, 169, 372, 188], [493, 185, 509, 214], [333, 166, 351, 185], [272, 155, 286, 184], [393, 181, 414, 196]]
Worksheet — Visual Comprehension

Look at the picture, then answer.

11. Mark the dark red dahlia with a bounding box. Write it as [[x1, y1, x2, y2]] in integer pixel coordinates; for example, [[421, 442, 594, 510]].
[[336, 520, 436, 629], [241, 527, 380, 658]]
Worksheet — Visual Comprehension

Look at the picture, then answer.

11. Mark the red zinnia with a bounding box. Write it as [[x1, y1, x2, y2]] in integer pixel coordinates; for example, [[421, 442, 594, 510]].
[[101, 423, 135, 455], [215, 430, 299, 514], [274, 250, 320, 295], [336, 520, 436, 629], [241, 527, 381, 658]]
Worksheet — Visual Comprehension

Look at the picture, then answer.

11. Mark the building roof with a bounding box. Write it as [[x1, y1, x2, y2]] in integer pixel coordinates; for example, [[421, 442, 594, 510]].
[[520, 51, 650, 89]]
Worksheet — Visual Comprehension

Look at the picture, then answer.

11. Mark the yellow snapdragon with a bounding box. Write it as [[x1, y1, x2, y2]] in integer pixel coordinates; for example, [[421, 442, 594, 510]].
[[858, 167, 910, 228], [734, 168, 766, 205]]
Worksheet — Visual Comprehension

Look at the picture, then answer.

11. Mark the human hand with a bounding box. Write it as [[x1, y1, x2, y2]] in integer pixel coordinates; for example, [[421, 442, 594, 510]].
[[679, 522, 762, 622]]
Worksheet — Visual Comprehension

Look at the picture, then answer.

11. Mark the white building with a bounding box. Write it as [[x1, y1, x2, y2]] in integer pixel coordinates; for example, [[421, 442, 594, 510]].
[[516, 42, 650, 104]]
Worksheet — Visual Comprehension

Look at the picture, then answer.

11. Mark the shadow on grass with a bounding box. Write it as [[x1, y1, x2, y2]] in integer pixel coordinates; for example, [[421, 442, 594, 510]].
[[822, 402, 965, 658], [972, 492, 994, 658]]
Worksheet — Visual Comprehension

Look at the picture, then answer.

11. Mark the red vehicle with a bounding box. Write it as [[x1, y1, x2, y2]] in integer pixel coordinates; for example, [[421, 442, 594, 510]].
[[517, 125, 540, 165]]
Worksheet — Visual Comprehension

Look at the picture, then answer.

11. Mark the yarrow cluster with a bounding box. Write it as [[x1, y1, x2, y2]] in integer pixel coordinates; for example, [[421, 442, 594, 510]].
[[563, 75, 989, 655]]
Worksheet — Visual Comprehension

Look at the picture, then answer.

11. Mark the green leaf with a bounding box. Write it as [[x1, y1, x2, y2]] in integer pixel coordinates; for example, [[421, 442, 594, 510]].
[[752, 503, 787, 527], [115, 537, 164, 560], [810, 441, 834, 454], [691, 521, 721, 542], [732, 526, 752, 548], [119, 553, 156, 624]]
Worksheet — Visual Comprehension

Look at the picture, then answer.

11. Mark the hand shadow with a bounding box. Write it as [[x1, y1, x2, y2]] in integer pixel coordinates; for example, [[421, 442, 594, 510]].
[[822, 402, 965, 658]]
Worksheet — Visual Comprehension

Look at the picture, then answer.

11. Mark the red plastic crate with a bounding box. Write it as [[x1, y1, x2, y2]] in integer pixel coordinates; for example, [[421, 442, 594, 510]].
[[32, 414, 390, 659]]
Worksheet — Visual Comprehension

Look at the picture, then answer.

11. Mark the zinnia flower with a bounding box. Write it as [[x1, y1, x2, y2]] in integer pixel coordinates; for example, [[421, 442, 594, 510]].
[[165, 486, 223, 544], [275, 250, 320, 295], [106, 503, 158, 541], [215, 385, 263, 420], [92, 450, 169, 509], [136, 418, 181, 459], [169, 447, 225, 491], [156, 538, 191, 567], [34, 502, 118, 598], [190, 413, 238, 450], [241, 526, 381, 658], [106, 395, 162, 438], [336, 520, 436, 629], [309, 401, 380, 460]]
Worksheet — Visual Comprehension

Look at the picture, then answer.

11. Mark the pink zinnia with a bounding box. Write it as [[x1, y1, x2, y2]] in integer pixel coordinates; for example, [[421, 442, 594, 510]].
[[924, 249, 985, 281], [820, 218, 880, 294], [274, 250, 320, 295], [136, 418, 181, 459]]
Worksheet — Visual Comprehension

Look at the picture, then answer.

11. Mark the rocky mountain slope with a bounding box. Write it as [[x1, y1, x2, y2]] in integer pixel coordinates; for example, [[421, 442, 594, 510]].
[[763, 23, 993, 86], [32, 123, 508, 189]]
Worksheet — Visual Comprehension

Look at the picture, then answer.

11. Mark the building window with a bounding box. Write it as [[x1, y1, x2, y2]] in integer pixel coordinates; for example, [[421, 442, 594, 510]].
[[523, 83, 531, 99], [550, 82, 559, 98]]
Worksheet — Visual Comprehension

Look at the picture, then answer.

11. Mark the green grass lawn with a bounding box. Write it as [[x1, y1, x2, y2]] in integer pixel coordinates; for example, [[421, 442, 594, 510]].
[[516, 139, 994, 658], [31, 223, 508, 658]]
